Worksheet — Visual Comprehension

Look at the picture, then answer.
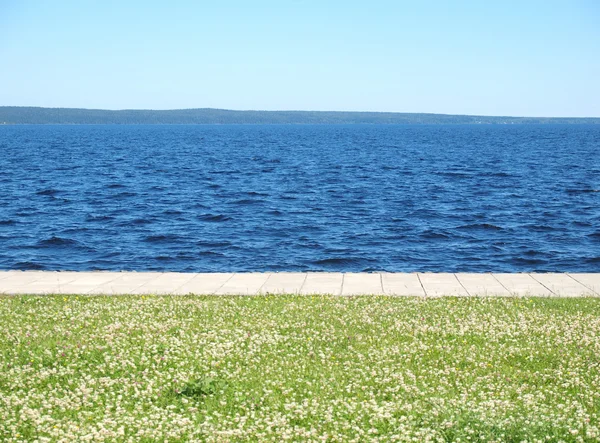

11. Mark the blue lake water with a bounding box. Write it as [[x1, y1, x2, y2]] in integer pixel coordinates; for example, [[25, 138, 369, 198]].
[[0, 124, 598, 272]]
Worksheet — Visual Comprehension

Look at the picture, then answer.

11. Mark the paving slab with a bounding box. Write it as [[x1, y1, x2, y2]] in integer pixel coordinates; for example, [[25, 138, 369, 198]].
[[0, 271, 19, 280], [529, 273, 593, 296], [381, 273, 424, 296], [259, 272, 307, 294], [418, 273, 469, 296], [0, 271, 48, 293], [300, 273, 343, 295], [566, 274, 600, 296], [0, 271, 48, 284], [58, 272, 124, 294], [130, 272, 198, 294], [456, 273, 511, 296], [342, 273, 384, 295], [21, 272, 82, 291], [87, 272, 163, 295], [492, 273, 552, 296], [1, 271, 599, 297], [68, 272, 124, 286], [215, 273, 271, 295], [1, 272, 82, 294], [173, 273, 234, 295]]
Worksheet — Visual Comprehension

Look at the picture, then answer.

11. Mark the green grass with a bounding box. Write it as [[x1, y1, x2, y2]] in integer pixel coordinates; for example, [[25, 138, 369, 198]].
[[1, 295, 599, 442]]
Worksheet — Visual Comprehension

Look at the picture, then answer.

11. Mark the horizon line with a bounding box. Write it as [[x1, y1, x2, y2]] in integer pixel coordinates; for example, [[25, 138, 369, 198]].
[[2, 105, 599, 120]]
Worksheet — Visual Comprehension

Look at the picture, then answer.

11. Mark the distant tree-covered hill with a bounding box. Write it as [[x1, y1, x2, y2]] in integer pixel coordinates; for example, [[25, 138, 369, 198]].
[[0, 107, 598, 125]]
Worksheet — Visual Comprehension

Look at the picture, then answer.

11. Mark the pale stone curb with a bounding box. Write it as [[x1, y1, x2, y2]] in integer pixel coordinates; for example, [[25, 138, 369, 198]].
[[0, 271, 598, 297]]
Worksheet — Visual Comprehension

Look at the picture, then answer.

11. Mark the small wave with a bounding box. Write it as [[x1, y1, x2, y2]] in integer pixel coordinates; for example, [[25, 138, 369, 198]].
[[37, 236, 80, 247], [312, 257, 364, 267], [524, 249, 550, 256], [0, 219, 16, 226], [36, 188, 60, 196], [163, 209, 184, 215], [298, 241, 323, 250], [197, 214, 231, 222], [197, 240, 232, 247], [584, 256, 600, 263], [14, 261, 45, 270], [296, 224, 322, 232], [587, 232, 600, 239], [410, 209, 437, 218], [132, 218, 154, 225], [109, 191, 137, 199], [62, 227, 91, 234], [15, 211, 37, 217], [523, 224, 554, 232], [231, 199, 264, 205], [436, 171, 472, 178], [510, 257, 548, 266], [144, 234, 182, 243], [209, 170, 240, 175], [572, 221, 592, 227], [86, 214, 114, 222], [420, 230, 450, 239], [107, 183, 126, 189], [198, 251, 226, 257], [566, 189, 600, 194], [457, 223, 503, 231]]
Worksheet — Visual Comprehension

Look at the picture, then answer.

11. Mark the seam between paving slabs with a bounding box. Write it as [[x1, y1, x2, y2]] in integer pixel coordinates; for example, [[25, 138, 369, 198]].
[[379, 273, 386, 295], [454, 273, 471, 296], [92, 272, 164, 295], [84, 272, 134, 295], [14, 271, 49, 287], [490, 273, 511, 294], [56, 274, 82, 293], [416, 273, 428, 297], [566, 273, 599, 296], [171, 272, 200, 294], [170, 272, 209, 295], [298, 273, 308, 293], [131, 272, 167, 294], [128, 273, 165, 295], [528, 273, 556, 296], [212, 273, 236, 295], [25, 273, 81, 294], [257, 273, 272, 294]]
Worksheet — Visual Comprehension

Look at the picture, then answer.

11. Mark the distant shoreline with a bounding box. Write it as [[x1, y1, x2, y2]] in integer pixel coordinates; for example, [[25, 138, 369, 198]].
[[1, 106, 599, 125]]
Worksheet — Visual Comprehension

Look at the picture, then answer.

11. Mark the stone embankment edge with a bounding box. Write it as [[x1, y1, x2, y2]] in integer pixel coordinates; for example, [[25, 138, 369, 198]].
[[0, 271, 598, 297]]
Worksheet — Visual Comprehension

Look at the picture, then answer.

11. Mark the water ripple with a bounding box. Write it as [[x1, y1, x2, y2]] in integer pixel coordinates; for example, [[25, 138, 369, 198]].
[[0, 124, 599, 272]]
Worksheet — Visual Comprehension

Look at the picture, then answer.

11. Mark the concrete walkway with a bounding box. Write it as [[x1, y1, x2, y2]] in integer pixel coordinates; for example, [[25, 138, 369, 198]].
[[0, 271, 599, 296]]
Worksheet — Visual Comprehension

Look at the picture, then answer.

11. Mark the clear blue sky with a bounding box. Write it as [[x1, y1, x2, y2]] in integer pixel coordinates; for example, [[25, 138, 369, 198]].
[[1, 0, 599, 116]]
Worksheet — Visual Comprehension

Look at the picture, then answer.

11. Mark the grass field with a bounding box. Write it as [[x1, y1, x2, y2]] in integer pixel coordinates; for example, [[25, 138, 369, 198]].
[[1, 295, 599, 442]]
